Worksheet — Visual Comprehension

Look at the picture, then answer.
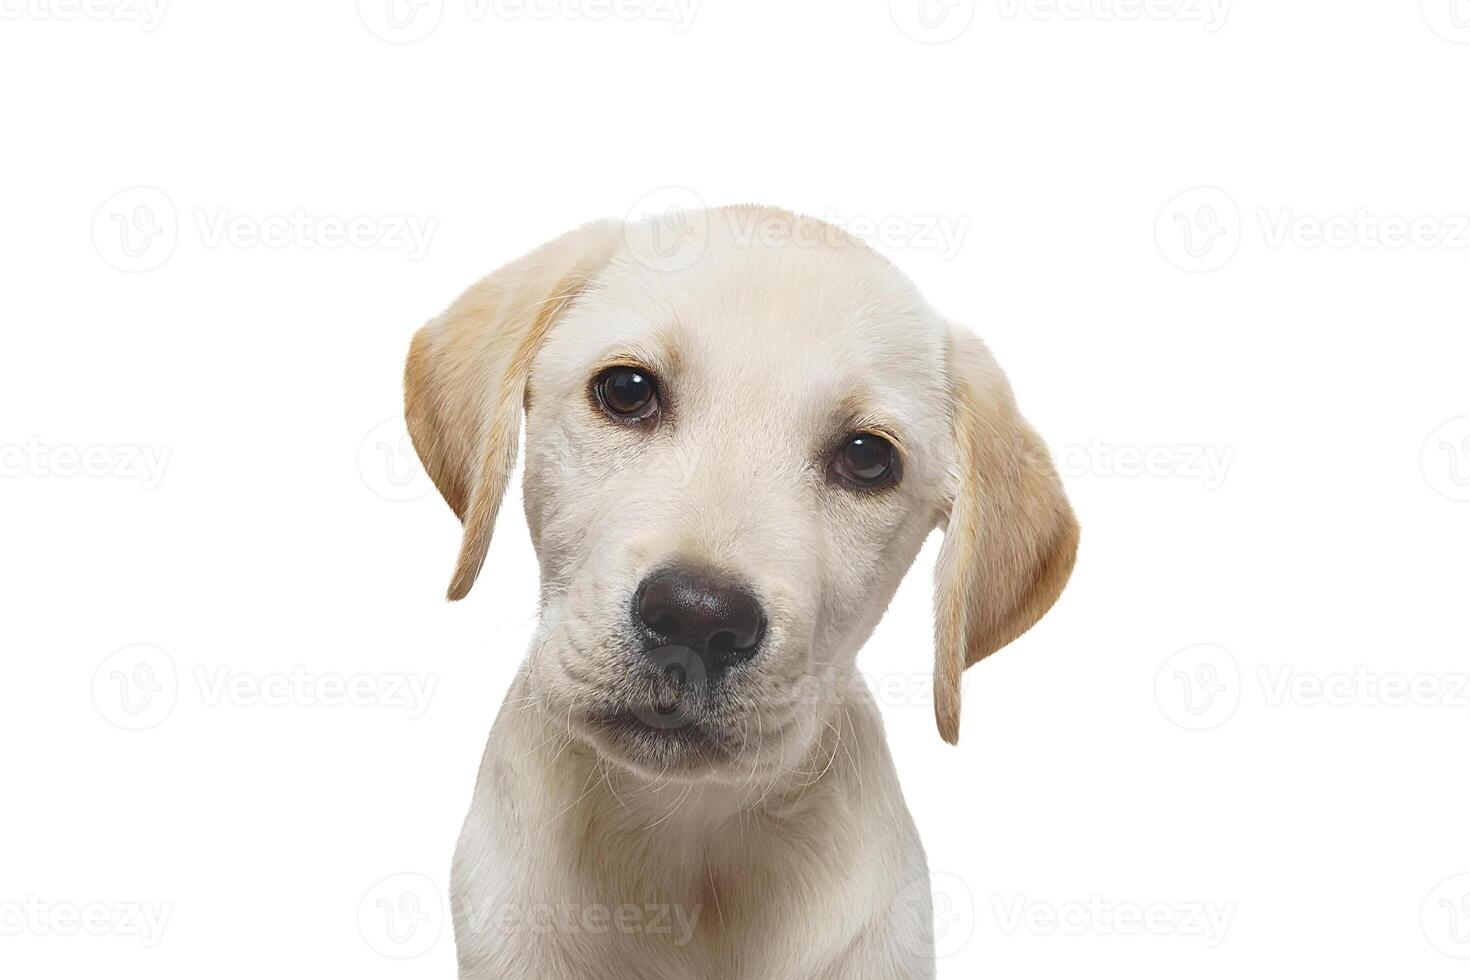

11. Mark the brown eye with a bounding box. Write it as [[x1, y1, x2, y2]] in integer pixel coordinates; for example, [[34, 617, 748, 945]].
[[833, 432, 897, 488], [596, 367, 659, 421]]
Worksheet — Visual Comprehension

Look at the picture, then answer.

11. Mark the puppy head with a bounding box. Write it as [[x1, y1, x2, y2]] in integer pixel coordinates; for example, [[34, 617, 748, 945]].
[[406, 207, 1077, 781]]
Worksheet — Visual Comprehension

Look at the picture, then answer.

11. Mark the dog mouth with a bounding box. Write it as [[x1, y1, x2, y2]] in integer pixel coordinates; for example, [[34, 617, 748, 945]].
[[590, 707, 706, 744], [560, 639, 770, 776], [579, 701, 735, 774]]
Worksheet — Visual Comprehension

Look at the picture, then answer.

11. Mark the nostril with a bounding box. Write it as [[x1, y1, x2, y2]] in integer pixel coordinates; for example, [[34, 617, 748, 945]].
[[710, 621, 762, 656], [636, 584, 679, 639]]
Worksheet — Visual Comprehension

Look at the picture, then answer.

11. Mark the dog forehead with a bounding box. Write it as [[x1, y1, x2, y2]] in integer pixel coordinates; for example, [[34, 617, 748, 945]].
[[553, 208, 949, 403]]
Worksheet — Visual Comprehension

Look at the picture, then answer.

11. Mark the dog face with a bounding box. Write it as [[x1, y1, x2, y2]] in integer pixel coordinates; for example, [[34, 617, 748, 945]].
[[406, 207, 1077, 782]]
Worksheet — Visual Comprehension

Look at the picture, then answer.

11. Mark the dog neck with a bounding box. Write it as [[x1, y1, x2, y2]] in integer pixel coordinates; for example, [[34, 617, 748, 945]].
[[477, 670, 897, 873], [453, 669, 922, 974]]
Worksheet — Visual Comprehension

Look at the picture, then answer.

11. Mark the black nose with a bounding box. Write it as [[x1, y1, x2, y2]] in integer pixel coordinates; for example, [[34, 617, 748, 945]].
[[634, 566, 766, 677]]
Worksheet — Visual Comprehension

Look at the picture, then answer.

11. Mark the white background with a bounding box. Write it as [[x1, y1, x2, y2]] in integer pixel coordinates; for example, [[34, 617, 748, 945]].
[[2, 1, 1468, 977]]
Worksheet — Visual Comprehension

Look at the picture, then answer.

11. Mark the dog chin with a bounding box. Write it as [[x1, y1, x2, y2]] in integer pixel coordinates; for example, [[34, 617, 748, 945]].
[[578, 707, 741, 781]]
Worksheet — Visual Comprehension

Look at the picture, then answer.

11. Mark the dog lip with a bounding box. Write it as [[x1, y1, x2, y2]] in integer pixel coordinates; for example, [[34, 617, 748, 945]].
[[576, 701, 758, 779], [588, 707, 704, 741], [579, 705, 735, 767]]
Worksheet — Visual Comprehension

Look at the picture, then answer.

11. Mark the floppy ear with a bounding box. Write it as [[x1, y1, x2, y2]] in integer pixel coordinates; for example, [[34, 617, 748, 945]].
[[404, 220, 622, 600], [933, 326, 1080, 744]]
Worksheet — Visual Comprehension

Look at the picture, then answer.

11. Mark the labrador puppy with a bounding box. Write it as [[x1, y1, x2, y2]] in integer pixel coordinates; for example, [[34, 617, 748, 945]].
[[404, 206, 1078, 979]]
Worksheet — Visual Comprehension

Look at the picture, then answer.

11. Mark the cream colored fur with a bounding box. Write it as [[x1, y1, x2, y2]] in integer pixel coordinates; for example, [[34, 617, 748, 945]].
[[405, 206, 1078, 979]]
